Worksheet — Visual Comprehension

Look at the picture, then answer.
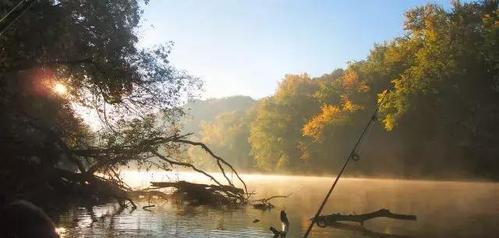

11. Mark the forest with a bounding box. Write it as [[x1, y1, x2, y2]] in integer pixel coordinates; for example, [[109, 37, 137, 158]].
[[185, 1, 499, 179]]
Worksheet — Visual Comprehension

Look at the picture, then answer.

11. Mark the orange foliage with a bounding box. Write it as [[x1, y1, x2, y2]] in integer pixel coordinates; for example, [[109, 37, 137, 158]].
[[303, 97, 362, 141]]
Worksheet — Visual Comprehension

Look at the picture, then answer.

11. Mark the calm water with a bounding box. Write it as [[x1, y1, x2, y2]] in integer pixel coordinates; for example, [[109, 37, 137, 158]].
[[55, 172, 499, 238]]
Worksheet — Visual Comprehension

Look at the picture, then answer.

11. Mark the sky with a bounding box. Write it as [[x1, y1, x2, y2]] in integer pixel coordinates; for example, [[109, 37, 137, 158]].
[[139, 0, 456, 99]]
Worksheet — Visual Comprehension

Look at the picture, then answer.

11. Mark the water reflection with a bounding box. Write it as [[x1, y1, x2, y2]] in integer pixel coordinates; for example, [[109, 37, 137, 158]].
[[56, 173, 499, 237]]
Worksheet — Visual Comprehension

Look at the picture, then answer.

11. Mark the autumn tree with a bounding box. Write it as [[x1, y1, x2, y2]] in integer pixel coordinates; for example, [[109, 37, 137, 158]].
[[379, 1, 499, 177], [204, 1, 499, 178]]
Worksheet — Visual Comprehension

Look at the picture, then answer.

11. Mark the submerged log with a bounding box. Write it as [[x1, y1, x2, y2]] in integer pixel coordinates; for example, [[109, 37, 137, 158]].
[[150, 181, 246, 206], [315, 209, 416, 227]]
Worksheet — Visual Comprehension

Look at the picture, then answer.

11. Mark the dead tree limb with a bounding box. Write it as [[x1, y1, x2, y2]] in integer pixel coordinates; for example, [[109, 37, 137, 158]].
[[253, 194, 292, 204], [252, 194, 292, 210], [142, 205, 155, 211], [151, 151, 225, 188], [176, 139, 248, 194], [73, 134, 248, 199], [315, 209, 416, 227], [20, 117, 249, 210], [150, 181, 245, 206]]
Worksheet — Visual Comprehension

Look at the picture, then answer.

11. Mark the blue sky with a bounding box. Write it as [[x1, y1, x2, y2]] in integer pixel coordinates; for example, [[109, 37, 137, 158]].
[[139, 0, 456, 99]]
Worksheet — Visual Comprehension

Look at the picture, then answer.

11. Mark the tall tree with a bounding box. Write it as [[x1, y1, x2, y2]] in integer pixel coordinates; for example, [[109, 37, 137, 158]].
[[0, 0, 249, 208], [249, 74, 320, 171]]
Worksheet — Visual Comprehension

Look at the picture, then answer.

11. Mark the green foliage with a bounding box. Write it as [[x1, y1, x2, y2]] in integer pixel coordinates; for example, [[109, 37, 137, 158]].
[[249, 74, 321, 171], [378, 1, 499, 177], [0, 0, 201, 202]]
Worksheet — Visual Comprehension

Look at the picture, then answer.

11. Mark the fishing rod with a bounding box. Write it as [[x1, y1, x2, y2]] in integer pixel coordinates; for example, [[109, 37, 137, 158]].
[[0, 0, 36, 36], [302, 92, 387, 238]]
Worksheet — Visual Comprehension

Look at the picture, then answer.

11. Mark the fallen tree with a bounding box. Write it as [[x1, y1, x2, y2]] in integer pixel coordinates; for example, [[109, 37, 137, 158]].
[[1, 113, 249, 210], [150, 181, 246, 206], [1, 0, 247, 213], [68, 132, 248, 208]]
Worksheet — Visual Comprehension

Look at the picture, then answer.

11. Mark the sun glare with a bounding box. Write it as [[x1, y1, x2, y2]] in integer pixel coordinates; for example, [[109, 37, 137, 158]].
[[53, 82, 67, 95]]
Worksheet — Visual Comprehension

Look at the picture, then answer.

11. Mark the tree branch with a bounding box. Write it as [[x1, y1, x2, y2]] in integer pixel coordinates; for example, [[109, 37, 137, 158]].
[[315, 209, 417, 227], [175, 139, 248, 194]]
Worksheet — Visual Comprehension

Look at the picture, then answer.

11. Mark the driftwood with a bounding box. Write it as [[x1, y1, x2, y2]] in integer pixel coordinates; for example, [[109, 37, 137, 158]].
[[315, 209, 416, 227], [252, 194, 291, 210], [150, 181, 246, 206], [142, 204, 155, 211]]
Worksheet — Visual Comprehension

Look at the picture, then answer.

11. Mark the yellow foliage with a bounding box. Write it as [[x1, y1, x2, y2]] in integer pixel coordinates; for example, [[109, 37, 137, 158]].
[[341, 96, 362, 112], [303, 96, 363, 141], [340, 70, 369, 93], [302, 104, 340, 140], [383, 114, 396, 131], [342, 70, 358, 90]]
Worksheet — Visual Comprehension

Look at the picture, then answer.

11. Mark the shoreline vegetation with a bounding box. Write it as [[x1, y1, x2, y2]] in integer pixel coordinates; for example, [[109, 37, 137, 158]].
[[182, 0, 499, 180]]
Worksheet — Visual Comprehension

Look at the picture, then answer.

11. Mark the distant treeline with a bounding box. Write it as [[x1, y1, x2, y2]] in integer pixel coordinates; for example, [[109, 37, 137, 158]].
[[183, 1, 499, 179]]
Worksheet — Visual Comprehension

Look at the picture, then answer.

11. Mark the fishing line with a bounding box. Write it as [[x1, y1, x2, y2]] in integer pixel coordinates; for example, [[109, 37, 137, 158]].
[[302, 92, 387, 238]]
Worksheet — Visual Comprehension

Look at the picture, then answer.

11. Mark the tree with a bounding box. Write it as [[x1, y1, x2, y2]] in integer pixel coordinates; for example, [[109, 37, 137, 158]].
[[210, 1, 499, 178], [379, 1, 499, 177], [0, 0, 247, 209], [249, 74, 320, 171]]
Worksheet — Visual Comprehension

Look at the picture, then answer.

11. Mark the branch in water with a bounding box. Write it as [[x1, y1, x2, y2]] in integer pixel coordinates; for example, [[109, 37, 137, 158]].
[[151, 150, 225, 188], [175, 139, 248, 194], [314, 209, 417, 227], [150, 181, 245, 206], [253, 194, 292, 204], [252, 194, 292, 210]]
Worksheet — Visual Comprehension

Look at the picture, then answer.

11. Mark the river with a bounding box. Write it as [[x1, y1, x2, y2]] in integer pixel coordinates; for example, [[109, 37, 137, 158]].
[[55, 172, 499, 237]]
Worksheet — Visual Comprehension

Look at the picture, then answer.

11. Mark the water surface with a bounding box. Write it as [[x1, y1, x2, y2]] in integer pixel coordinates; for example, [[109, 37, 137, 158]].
[[56, 173, 499, 237]]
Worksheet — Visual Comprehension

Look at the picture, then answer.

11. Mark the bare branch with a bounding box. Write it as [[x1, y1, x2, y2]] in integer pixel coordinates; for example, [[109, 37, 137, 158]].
[[175, 139, 248, 194]]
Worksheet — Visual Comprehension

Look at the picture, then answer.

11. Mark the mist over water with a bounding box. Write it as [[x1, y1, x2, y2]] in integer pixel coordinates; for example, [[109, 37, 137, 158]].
[[56, 172, 499, 237]]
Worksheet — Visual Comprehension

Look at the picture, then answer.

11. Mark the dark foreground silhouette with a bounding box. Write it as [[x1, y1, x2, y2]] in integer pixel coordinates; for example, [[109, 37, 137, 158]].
[[0, 199, 59, 238]]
